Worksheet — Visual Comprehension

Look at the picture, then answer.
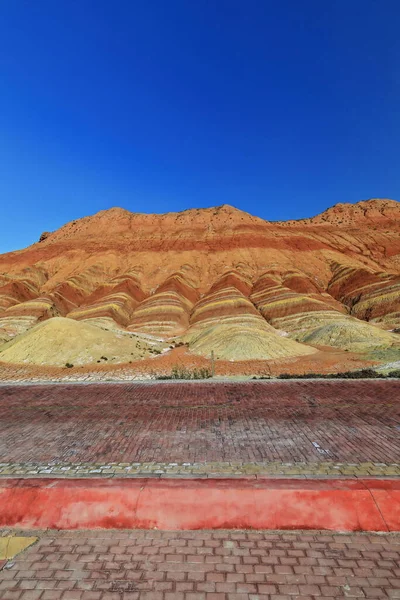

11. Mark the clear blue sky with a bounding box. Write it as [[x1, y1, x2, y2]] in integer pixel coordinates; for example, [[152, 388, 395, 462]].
[[0, 1, 399, 253]]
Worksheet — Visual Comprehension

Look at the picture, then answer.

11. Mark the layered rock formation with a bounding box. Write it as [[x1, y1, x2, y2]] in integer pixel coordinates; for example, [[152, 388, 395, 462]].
[[67, 271, 146, 327], [185, 271, 316, 360], [0, 198, 399, 366], [250, 270, 399, 352], [127, 271, 199, 338], [328, 263, 400, 328]]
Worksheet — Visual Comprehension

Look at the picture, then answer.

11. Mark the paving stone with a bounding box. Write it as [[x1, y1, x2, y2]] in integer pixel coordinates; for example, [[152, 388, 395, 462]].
[[0, 381, 399, 472], [1, 530, 399, 599]]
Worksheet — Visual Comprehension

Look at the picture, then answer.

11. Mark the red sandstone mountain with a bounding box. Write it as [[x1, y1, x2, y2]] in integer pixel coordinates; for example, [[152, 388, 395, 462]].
[[284, 198, 399, 226], [0, 198, 399, 365]]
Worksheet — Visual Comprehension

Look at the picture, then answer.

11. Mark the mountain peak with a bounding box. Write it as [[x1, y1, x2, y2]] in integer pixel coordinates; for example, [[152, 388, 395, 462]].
[[284, 198, 399, 226]]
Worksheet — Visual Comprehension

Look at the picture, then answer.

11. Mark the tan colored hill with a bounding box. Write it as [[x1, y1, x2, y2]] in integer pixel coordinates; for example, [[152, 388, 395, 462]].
[[187, 319, 316, 361], [0, 317, 166, 366], [0, 198, 399, 369], [301, 319, 399, 353]]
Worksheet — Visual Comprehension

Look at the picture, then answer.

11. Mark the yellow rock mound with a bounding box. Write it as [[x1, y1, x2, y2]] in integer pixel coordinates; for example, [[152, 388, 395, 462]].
[[186, 316, 317, 361], [0, 317, 165, 366], [301, 317, 400, 352]]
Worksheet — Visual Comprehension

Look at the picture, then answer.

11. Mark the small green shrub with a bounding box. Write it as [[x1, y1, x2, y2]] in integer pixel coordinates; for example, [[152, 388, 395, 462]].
[[277, 369, 386, 379], [387, 369, 400, 378], [157, 365, 211, 380], [65, 362, 74, 368]]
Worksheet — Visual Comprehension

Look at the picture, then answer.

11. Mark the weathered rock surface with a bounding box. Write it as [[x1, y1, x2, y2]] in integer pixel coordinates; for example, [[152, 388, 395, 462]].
[[328, 262, 400, 329], [0, 317, 166, 366], [127, 271, 199, 338], [181, 270, 315, 360], [0, 199, 399, 365]]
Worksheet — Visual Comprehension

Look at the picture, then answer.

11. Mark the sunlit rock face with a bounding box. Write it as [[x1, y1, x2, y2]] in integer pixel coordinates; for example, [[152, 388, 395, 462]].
[[189, 270, 256, 327], [0, 277, 41, 312], [127, 272, 199, 338], [250, 270, 400, 352], [183, 270, 316, 360], [0, 199, 399, 363], [250, 271, 345, 335], [67, 272, 146, 327], [328, 263, 400, 329]]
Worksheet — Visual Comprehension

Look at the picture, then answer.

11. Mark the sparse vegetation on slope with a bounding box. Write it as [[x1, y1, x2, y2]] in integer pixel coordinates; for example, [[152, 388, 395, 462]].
[[276, 368, 400, 379], [156, 365, 212, 380]]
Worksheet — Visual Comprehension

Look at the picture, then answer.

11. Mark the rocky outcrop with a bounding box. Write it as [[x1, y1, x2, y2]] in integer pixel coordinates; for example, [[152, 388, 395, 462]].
[[127, 272, 199, 338], [67, 272, 146, 327], [250, 271, 344, 326], [39, 231, 52, 242], [0, 199, 399, 364], [250, 270, 400, 352], [283, 198, 400, 227], [185, 270, 316, 360], [328, 263, 400, 329]]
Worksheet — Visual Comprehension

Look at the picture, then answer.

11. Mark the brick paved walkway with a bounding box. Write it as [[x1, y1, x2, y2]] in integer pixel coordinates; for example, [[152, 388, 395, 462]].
[[0, 381, 399, 469], [1, 529, 400, 599]]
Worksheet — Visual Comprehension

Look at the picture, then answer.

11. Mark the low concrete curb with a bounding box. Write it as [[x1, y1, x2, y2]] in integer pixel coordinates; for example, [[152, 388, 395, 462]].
[[0, 477, 399, 532]]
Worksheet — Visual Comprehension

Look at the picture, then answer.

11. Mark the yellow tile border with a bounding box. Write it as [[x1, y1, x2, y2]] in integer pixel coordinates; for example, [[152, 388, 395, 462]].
[[0, 536, 38, 560]]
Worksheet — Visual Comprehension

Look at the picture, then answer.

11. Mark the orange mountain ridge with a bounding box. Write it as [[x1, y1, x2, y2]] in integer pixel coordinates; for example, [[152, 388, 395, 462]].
[[0, 198, 399, 368]]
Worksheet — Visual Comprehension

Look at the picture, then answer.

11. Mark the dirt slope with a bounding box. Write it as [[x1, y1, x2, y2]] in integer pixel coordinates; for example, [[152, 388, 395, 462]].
[[0, 317, 166, 366]]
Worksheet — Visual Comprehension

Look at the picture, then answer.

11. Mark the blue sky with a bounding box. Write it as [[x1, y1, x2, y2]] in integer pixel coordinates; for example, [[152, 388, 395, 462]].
[[0, 0, 399, 253]]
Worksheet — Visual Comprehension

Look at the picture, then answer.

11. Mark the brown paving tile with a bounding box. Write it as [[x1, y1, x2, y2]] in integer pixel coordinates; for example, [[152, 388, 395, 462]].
[[0, 381, 399, 465], [1, 530, 400, 599]]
